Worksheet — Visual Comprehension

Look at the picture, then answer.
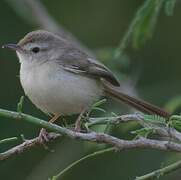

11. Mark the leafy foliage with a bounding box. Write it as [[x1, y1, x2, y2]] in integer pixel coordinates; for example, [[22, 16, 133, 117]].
[[131, 127, 154, 138], [115, 0, 178, 57], [169, 115, 181, 131], [164, 0, 177, 16]]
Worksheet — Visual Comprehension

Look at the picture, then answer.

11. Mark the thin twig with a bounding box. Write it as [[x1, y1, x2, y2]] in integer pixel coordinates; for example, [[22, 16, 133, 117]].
[[52, 147, 114, 179], [0, 137, 18, 145], [136, 159, 181, 180]]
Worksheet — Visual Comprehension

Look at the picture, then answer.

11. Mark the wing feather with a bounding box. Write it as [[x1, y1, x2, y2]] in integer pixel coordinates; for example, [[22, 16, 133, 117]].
[[56, 47, 120, 86]]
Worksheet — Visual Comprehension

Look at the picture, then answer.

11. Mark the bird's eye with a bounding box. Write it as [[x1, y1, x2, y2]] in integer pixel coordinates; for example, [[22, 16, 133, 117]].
[[31, 47, 40, 53]]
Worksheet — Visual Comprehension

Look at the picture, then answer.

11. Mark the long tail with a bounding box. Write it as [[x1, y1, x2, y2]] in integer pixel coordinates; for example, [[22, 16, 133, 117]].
[[103, 82, 171, 118]]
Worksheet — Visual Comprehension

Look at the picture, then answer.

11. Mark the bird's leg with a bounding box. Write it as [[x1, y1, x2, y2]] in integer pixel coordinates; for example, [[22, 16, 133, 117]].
[[39, 114, 60, 143], [75, 109, 86, 132], [49, 114, 61, 123]]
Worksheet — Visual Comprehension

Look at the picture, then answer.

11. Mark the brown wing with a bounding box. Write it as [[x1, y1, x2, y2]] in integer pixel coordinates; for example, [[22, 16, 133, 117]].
[[56, 47, 120, 86]]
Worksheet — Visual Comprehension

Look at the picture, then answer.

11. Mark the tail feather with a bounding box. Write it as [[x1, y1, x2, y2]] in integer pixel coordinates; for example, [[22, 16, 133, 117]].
[[103, 82, 171, 118]]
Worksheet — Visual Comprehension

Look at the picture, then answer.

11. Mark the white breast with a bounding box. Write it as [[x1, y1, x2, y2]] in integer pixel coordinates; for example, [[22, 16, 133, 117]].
[[19, 60, 103, 115]]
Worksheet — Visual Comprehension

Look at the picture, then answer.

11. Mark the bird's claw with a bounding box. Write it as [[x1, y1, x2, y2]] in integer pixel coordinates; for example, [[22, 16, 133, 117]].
[[39, 128, 49, 142]]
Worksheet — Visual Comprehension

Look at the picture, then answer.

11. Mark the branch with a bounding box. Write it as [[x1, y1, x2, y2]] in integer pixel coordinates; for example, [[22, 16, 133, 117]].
[[1, 108, 181, 161], [87, 114, 142, 126], [0, 132, 60, 161], [87, 114, 181, 142], [136, 159, 181, 180]]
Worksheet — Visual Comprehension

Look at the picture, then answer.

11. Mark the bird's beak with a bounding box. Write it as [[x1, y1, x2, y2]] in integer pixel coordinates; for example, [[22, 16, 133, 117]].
[[2, 43, 20, 51]]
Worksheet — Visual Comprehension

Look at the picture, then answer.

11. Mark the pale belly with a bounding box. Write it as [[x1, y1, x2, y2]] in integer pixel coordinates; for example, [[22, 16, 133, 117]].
[[20, 62, 103, 115]]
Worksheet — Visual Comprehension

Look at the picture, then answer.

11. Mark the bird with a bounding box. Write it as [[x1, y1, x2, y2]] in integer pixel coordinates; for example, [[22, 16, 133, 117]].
[[2, 30, 170, 134]]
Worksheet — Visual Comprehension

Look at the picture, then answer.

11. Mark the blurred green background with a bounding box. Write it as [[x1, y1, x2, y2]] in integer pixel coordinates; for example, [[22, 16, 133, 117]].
[[0, 0, 181, 179]]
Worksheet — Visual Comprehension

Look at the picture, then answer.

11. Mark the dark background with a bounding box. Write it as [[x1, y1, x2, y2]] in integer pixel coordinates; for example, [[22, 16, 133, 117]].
[[0, 0, 181, 179]]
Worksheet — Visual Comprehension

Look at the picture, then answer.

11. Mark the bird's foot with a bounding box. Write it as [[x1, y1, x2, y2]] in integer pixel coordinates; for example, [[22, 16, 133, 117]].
[[38, 128, 50, 150], [74, 109, 86, 132]]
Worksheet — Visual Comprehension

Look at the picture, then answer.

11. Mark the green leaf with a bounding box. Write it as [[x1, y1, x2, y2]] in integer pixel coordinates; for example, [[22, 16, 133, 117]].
[[171, 120, 181, 131], [132, 0, 165, 48], [115, 0, 166, 56], [87, 99, 107, 116], [143, 115, 166, 125], [131, 127, 154, 138], [111, 112, 118, 117], [91, 107, 106, 113], [92, 98, 107, 108], [169, 115, 181, 131], [164, 0, 177, 16]]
